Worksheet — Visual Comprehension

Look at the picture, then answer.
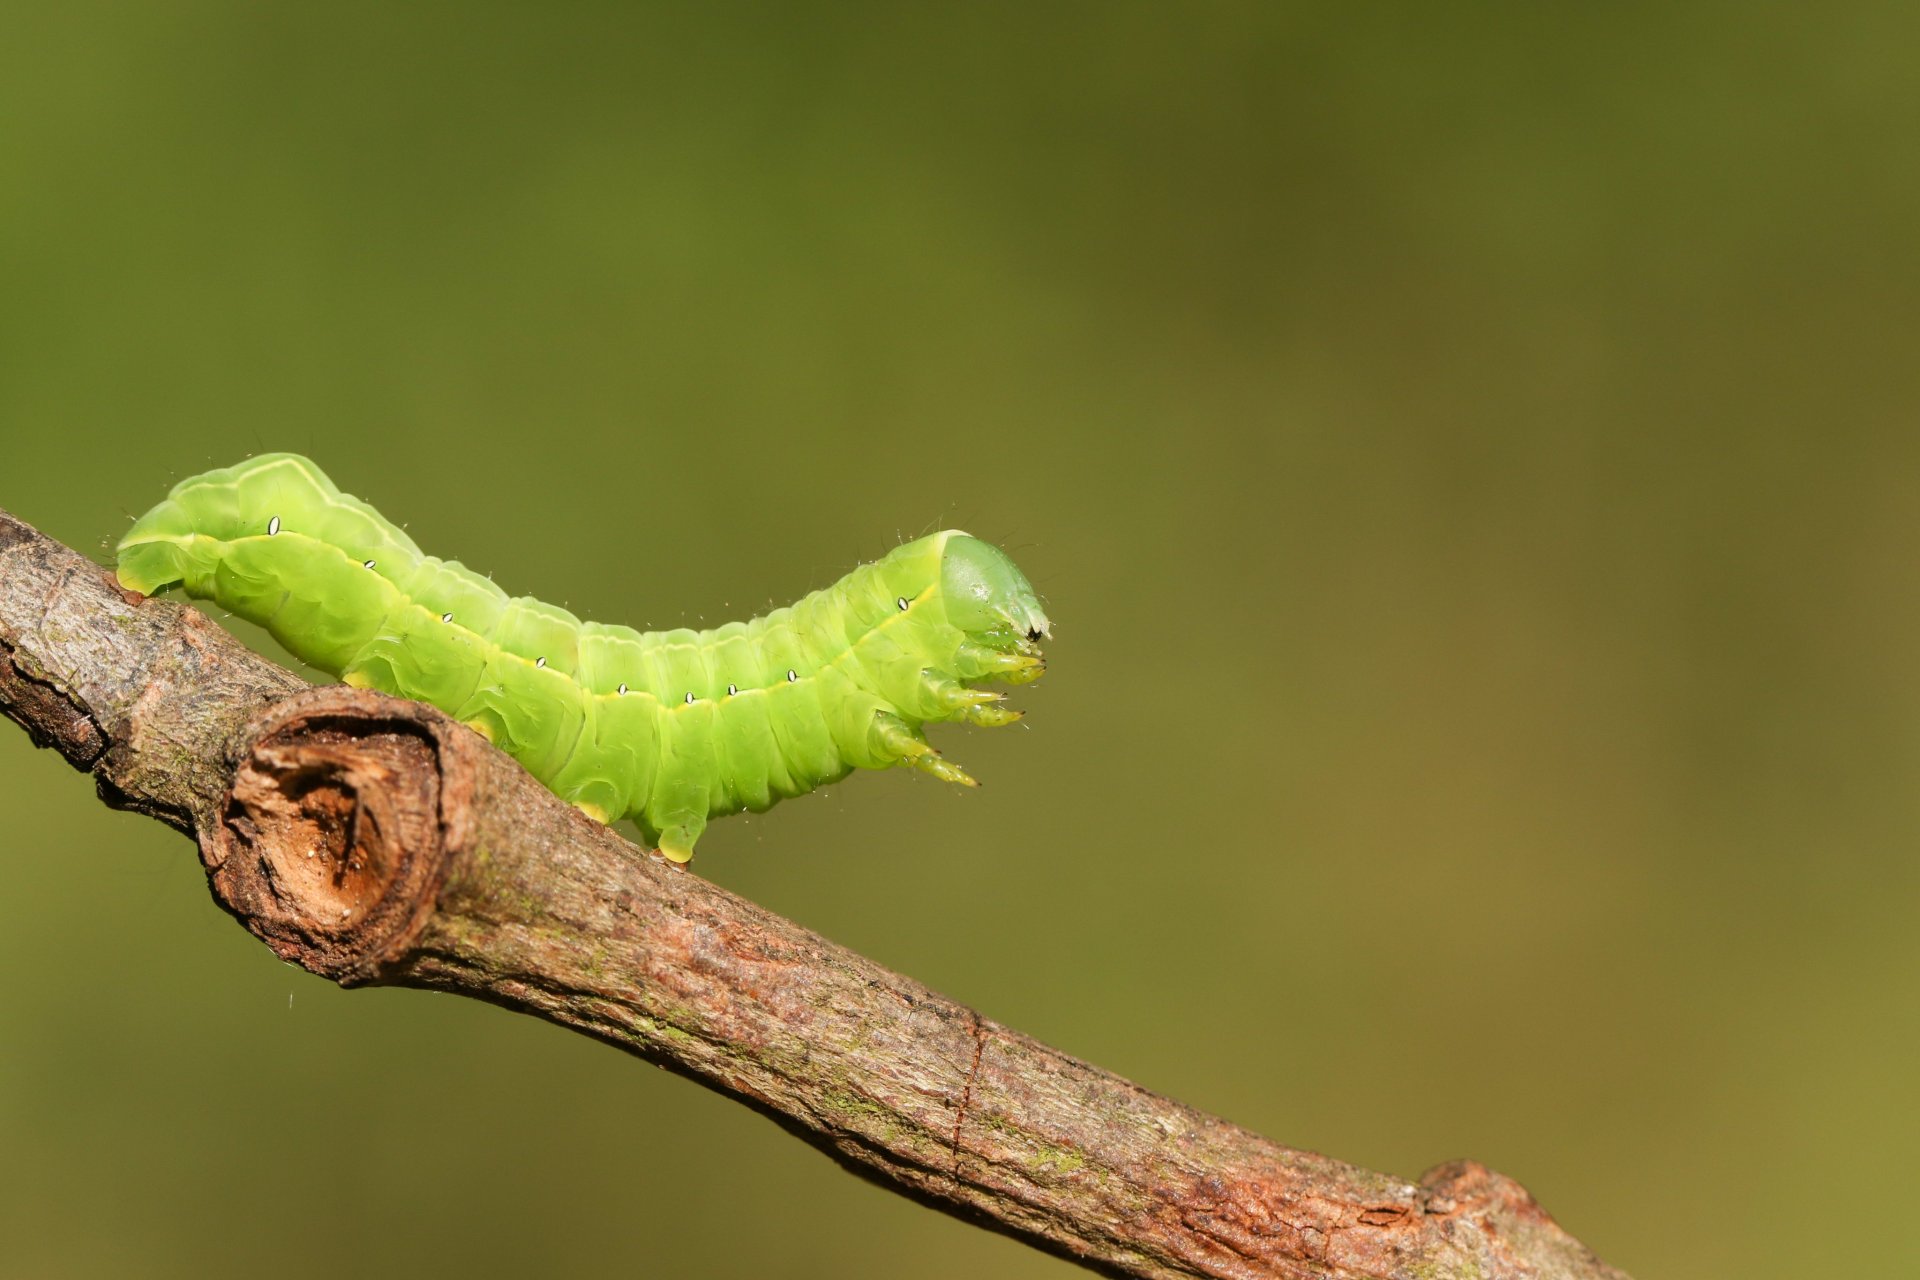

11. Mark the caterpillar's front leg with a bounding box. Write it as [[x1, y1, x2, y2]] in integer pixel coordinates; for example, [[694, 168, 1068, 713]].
[[955, 643, 1046, 687], [923, 674, 1025, 727], [873, 712, 978, 788]]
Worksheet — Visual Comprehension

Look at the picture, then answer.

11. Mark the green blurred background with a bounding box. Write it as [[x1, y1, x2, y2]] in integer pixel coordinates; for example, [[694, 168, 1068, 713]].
[[3, 3, 1916, 1276]]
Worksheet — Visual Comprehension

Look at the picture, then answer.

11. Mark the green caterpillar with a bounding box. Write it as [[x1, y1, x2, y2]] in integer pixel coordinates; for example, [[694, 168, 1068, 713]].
[[116, 454, 1050, 863]]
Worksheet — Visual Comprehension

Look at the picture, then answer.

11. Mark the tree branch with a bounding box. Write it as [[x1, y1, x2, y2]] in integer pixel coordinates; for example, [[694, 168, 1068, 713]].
[[0, 507, 1629, 1280]]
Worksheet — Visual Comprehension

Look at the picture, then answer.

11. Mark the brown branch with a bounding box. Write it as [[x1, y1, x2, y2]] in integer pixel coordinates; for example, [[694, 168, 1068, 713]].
[[0, 507, 1630, 1280]]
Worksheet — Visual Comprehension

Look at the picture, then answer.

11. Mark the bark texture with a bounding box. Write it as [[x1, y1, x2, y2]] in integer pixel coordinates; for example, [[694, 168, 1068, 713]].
[[0, 507, 1630, 1280]]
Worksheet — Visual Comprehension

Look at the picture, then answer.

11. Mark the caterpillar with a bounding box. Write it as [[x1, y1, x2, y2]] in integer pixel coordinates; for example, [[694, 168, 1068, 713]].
[[115, 453, 1050, 863]]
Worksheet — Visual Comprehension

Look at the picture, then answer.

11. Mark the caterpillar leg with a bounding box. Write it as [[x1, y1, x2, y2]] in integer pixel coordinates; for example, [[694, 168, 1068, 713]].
[[925, 676, 1025, 727], [955, 643, 1046, 686], [656, 815, 705, 865], [874, 712, 978, 788]]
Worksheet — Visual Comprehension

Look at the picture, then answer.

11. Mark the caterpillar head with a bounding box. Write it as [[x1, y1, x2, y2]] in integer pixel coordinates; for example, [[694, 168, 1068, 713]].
[[940, 533, 1051, 665]]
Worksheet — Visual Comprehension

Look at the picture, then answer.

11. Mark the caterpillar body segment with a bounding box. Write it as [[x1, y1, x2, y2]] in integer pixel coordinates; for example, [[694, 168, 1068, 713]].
[[116, 454, 1050, 863]]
